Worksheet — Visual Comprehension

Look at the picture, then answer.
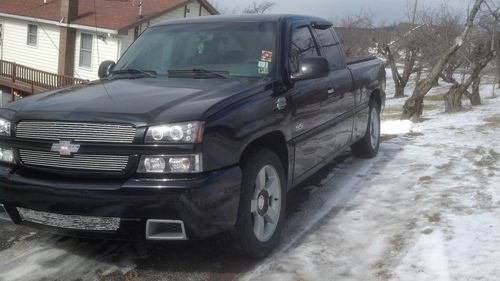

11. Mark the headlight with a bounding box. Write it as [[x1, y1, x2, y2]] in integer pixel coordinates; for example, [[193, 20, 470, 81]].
[[137, 154, 202, 173], [145, 122, 203, 143], [0, 119, 11, 136]]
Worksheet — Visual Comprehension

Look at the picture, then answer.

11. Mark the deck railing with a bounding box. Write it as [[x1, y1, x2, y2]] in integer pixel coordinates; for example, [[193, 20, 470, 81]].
[[0, 59, 87, 92]]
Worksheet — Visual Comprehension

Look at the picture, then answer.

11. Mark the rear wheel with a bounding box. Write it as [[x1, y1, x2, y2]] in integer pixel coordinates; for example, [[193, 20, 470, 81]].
[[351, 100, 380, 158], [219, 147, 287, 258]]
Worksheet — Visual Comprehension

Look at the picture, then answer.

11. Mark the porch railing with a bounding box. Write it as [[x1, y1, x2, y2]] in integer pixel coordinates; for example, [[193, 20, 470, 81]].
[[0, 59, 87, 92]]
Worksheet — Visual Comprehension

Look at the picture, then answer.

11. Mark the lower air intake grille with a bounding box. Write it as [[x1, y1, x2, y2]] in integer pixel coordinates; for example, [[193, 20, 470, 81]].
[[17, 207, 120, 231], [19, 150, 129, 172]]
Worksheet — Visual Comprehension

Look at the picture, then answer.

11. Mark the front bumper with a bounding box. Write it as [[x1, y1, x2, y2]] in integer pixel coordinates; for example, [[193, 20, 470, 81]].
[[0, 165, 242, 240]]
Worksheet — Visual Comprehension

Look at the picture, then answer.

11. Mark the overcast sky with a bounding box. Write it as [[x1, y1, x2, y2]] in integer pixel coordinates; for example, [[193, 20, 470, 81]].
[[213, 0, 474, 24]]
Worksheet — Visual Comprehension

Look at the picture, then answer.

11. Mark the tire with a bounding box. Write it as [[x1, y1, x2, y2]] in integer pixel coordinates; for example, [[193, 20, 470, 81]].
[[218, 147, 287, 258], [351, 100, 381, 158]]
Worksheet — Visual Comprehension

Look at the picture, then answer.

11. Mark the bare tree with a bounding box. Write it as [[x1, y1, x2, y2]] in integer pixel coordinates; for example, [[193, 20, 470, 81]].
[[241, 1, 275, 14], [333, 10, 377, 57], [401, 0, 484, 121], [443, 41, 494, 111], [376, 24, 423, 98], [480, 1, 500, 88]]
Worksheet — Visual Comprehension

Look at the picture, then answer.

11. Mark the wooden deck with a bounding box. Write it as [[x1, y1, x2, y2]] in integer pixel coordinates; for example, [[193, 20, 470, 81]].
[[0, 59, 88, 98]]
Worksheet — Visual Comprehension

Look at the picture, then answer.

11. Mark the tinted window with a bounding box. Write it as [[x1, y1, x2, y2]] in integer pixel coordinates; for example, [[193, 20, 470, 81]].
[[315, 27, 344, 70], [289, 26, 319, 73]]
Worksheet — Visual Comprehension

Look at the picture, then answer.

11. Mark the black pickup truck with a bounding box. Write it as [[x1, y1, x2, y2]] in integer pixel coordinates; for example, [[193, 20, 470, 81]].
[[0, 15, 385, 258]]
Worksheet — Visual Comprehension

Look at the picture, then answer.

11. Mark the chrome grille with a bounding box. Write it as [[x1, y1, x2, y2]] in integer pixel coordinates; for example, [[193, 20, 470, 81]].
[[16, 121, 136, 143], [19, 150, 129, 172], [17, 207, 120, 231]]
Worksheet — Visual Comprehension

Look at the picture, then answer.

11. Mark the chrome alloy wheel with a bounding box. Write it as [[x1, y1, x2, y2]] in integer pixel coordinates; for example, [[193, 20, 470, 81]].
[[251, 164, 282, 242], [370, 108, 380, 149]]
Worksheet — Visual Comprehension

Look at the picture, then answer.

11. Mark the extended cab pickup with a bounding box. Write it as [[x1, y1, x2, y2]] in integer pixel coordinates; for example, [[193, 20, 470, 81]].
[[0, 15, 385, 258]]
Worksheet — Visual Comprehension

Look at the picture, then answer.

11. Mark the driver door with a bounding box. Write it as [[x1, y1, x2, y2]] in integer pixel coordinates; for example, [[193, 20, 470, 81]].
[[287, 25, 335, 179]]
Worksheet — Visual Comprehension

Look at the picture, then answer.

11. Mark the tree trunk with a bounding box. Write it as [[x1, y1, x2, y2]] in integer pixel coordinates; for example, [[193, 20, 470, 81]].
[[401, 89, 424, 122], [401, 0, 483, 120], [470, 76, 481, 105], [415, 67, 422, 83], [444, 85, 464, 112], [496, 45, 500, 88], [395, 84, 405, 98], [380, 44, 416, 98], [383, 45, 407, 98], [443, 47, 492, 109]]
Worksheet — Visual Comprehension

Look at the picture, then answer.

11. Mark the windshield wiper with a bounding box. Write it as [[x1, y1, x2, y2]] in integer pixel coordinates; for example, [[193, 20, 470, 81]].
[[110, 68, 157, 78], [168, 68, 230, 79]]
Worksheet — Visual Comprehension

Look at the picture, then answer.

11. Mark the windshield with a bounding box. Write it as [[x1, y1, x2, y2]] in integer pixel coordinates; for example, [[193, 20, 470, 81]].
[[114, 21, 277, 78]]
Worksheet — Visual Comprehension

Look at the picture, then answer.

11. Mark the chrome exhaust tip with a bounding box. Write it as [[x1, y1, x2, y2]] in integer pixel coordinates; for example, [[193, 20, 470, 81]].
[[0, 204, 11, 222], [146, 219, 187, 240]]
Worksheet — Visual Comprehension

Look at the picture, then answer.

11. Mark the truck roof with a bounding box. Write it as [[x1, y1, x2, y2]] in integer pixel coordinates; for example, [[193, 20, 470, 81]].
[[152, 14, 331, 27]]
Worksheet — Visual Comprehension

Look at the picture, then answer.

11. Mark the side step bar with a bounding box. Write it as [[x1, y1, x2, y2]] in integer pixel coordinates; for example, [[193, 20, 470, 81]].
[[146, 219, 187, 240], [0, 204, 11, 222]]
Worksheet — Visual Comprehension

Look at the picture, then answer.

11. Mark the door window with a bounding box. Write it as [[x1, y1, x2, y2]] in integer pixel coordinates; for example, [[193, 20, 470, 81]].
[[289, 26, 319, 74]]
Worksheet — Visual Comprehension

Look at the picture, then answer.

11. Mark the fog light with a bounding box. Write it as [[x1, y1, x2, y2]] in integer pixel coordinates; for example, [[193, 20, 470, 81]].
[[144, 157, 166, 173], [0, 147, 14, 163], [137, 154, 202, 174]]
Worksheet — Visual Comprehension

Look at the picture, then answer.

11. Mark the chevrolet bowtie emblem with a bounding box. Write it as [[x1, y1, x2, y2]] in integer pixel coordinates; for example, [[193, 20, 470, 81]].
[[51, 140, 80, 156]]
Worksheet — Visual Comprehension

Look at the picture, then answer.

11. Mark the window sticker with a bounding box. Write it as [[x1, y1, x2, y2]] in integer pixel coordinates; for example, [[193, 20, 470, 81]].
[[261, 50, 273, 62], [258, 60, 269, 74]]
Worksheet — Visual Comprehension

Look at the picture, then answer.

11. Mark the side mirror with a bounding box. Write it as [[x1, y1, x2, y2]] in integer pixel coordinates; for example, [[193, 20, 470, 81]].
[[98, 60, 115, 79], [290, 57, 330, 81]]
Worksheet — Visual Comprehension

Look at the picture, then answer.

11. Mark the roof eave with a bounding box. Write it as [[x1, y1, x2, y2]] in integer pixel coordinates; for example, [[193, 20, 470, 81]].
[[117, 0, 219, 33], [0, 12, 119, 34]]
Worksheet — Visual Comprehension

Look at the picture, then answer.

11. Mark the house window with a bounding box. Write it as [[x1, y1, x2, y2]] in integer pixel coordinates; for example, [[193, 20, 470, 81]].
[[79, 33, 93, 68], [27, 24, 38, 46]]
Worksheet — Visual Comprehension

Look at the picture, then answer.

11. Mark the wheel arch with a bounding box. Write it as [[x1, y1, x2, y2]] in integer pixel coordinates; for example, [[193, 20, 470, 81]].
[[239, 131, 289, 181]]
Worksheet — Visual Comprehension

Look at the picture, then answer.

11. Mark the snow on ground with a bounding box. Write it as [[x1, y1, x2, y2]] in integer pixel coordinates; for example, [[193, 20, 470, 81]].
[[241, 79, 500, 280], [1, 71, 500, 281]]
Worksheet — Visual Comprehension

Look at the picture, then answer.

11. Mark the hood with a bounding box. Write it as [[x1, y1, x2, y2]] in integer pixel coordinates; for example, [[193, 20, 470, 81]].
[[7, 77, 259, 126]]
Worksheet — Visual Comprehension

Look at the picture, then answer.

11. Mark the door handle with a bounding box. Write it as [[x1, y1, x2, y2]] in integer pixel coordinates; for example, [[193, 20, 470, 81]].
[[327, 87, 335, 95]]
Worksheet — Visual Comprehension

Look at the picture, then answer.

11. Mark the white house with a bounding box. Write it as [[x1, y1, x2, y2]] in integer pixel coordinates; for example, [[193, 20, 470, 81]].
[[0, 0, 218, 87]]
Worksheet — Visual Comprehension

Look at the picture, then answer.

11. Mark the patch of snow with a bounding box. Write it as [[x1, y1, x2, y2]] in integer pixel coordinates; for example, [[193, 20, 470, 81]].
[[381, 120, 413, 135]]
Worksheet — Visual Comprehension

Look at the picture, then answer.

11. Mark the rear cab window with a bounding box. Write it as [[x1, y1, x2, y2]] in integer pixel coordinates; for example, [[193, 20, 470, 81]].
[[313, 27, 345, 70]]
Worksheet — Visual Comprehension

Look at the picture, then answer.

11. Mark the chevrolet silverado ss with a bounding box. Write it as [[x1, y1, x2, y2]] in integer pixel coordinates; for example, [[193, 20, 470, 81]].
[[0, 14, 385, 258]]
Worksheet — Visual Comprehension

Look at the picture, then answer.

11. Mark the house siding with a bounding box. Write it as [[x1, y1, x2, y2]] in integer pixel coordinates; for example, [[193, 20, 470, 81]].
[[201, 7, 211, 16], [150, 6, 186, 25], [0, 18, 60, 74], [0, 1, 215, 82], [73, 30, 119, 81], [117, 29, 135, 58], [150, 1, 211, 25]]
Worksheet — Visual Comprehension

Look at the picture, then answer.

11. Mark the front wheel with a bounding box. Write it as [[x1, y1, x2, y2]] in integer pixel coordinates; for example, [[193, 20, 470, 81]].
[[219, 147, 287, 258], [351, 100, 380, 158]]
